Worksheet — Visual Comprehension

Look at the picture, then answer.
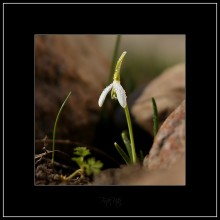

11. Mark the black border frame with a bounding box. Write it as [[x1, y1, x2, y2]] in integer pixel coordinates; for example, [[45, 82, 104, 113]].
[[3, 2, 217, 217]]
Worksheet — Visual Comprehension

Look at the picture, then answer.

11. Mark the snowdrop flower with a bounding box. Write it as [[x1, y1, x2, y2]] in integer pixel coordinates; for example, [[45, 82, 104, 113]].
[[98, 80, 127, 108], [98, 51, 137, 164], [98, 51, 127, 108]]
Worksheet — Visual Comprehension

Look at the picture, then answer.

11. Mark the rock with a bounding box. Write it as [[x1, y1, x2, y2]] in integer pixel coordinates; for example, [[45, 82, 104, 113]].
[[35, 35, 110, 142], [127, 154, 185, 185], [131, 63, 185, 136], [93, 155, 185, 185], [144, 100, 185, 170], [92, 165, 142, 185]]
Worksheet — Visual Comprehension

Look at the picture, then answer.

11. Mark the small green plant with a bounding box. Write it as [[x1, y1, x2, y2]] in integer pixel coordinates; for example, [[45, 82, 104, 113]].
[[50, 92, 103, 181], [51, 91, 72, 166], [98, 51, 160, 165], [62, 147, 103, 181]]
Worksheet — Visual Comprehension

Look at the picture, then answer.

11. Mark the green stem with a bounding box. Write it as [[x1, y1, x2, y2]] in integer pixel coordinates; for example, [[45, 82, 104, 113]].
[[65, 168, 83, 181], [124, 105, 136, 163], [52, 91, 72, 166]]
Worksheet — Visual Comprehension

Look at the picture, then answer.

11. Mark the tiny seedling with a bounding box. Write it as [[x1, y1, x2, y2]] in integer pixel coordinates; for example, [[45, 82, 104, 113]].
[[62, 147, 103, 181]]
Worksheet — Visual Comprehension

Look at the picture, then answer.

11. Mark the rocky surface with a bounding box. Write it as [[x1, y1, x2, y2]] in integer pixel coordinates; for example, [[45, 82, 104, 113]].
[[93, 154, 185, 185], [35, 35, 110, 142], [131, 63, 185, 136], [144, 100, 185, 170]]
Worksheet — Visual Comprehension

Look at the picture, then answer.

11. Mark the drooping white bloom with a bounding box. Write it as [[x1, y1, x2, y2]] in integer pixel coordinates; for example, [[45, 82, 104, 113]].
[[98, 80, 127, 108], [98, 51, 127, 108]]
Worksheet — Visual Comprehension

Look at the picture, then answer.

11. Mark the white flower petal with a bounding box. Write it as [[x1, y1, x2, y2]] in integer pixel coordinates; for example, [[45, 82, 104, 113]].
[[113, 81, 127, 108], [98, 83, 113, 107]]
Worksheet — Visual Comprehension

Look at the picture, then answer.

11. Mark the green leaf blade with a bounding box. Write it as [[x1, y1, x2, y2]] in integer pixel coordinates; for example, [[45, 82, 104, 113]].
[[52, 91, 72, 166], [114, 142, 130, 165], [121, 131, 132, 160], [152, 97, 159, 137]]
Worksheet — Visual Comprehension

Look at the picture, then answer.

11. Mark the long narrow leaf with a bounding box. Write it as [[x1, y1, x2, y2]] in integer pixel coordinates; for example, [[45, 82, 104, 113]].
[[152, 97, 159, 137], [139, 150, 144, 162], [52, 91, 72, 166], [114, 142, 130, 165], [121, 131, 132, 160]]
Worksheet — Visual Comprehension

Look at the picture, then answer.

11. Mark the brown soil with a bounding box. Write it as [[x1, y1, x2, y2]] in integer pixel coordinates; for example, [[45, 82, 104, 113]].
[[34, 139, 121, 185], [35, 155, 91, 185]]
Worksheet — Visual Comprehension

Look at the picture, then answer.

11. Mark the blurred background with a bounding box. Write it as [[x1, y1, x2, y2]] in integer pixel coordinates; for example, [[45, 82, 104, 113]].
[[95, 35, 185, 93], [35, 35, 185, 168]]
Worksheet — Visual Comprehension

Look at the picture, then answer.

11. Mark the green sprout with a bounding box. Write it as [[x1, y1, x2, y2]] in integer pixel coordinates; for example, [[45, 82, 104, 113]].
[[51, 91, 72, 166], [62, 147, 103, 181]]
